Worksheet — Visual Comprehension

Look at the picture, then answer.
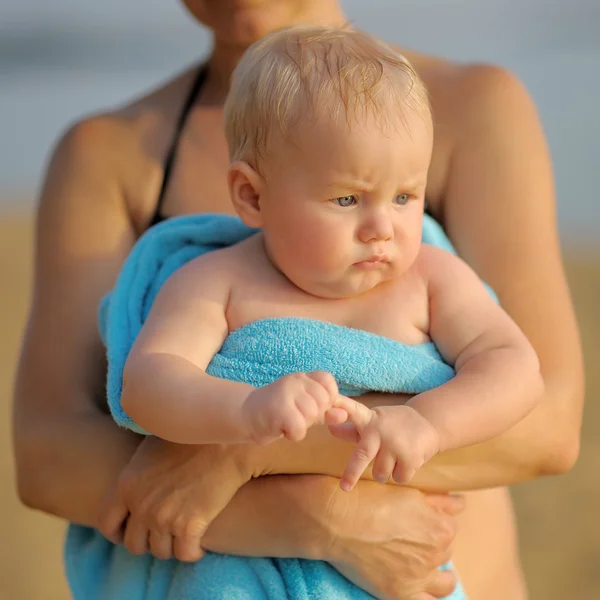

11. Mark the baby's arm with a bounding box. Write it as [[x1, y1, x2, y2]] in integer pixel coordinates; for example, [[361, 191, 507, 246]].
[[122, 252, 350, 445], [331, 245, 544, 490], [408, 245, 544, 451], [121, 252, 255, 443]]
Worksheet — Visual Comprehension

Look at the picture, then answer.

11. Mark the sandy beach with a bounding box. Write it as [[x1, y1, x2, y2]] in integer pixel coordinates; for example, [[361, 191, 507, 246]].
[[1, 210, 598, 600]]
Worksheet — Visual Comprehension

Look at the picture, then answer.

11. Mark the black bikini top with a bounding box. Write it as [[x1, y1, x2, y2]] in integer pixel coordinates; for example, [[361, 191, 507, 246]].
[[148, 64, 209, 227]]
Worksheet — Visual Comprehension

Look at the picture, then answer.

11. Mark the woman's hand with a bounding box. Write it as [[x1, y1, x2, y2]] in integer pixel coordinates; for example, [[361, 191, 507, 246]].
[[326, 481, 464, 600], [98, 436, 253, 562], [97, 431, 462, 599]]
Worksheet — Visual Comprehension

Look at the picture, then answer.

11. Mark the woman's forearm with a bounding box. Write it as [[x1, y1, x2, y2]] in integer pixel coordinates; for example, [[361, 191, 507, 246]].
[[202, 474, 334, 559], [414, 381, 581, 490], [15, 384, 565, 543], [15, 409, 140, 526], [204, 473, 465, 600], [16, 406, 336, 560], [247, 387, 572, 492]]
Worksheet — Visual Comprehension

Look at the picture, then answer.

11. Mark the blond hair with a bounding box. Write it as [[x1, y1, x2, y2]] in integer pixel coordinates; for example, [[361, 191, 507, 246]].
[[224, 25, 431, 167]]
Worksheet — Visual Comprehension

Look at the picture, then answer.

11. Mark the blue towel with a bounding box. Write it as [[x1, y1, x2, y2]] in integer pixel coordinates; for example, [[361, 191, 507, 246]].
[[65, 213, 468, 600]]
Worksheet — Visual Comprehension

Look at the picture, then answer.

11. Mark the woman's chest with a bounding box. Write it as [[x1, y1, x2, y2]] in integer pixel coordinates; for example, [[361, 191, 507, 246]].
[[161, 122, 235, 216]]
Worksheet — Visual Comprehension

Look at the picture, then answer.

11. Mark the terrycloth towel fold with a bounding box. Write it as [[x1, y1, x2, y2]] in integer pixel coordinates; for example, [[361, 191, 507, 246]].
[[65, 213, 467, 600], [207, 317, 455, 397]]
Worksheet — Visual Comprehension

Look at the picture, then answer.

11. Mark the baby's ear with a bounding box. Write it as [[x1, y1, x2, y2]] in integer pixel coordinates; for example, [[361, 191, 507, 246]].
[[227, 161, 264, 228]]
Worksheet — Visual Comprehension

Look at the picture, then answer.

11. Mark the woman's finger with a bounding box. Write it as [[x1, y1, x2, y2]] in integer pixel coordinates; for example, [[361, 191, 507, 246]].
[[173, 533, 205, 563], [123, 516, 150, 556], [148, 530, 174, 560], [98, 501, 129, 544], [436, 548, 454, 569], [425, 493, 466, 516], [423, 568, 458, 598]]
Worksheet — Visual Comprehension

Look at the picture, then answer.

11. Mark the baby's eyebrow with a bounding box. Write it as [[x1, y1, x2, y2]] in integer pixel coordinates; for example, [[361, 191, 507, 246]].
[[326, 179, 372, 192], [325, 178, 427, 193], [401, 180, 427, 191]]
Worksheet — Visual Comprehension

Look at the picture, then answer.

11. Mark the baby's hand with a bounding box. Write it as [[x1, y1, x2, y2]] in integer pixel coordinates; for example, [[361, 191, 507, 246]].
[[329, 404, 441, 491], [243, 371, 352, 444]]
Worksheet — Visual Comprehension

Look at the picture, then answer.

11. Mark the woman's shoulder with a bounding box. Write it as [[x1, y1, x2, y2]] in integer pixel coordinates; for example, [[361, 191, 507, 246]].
[[58, 63, 202, 165], [47, 64, 203, 228], [69, 62, 200, 133], [395, 46, 531, 125], [390, 46, 540, 211]]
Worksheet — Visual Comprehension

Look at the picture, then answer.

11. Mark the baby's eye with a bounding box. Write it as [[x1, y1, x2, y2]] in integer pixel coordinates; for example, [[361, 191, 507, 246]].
[[332, 195, 357, 207], [394, 193, 411, 205]]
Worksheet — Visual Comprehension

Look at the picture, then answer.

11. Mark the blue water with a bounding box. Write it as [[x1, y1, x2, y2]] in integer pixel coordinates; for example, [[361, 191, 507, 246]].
[[1, 0, 599, 246]]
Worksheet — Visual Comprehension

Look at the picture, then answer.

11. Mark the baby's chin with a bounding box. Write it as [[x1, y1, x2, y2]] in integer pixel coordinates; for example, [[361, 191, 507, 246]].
[[294, 272, 392, 300]]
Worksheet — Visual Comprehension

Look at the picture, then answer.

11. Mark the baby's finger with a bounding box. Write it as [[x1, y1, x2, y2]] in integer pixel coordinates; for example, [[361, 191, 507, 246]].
[[392, 460, 417, 485], [334, 396, 373, 428], [372, 450, 396, 484], [293, 394, 320, 424], [324, 407, 348, 425], [306, 371, 338, 399], [254, 432, 284, 446], [340, 433, 380, 491], [328, 421, 360, 443], [299, 375, 336, 415], [282, 410, 309, 442]]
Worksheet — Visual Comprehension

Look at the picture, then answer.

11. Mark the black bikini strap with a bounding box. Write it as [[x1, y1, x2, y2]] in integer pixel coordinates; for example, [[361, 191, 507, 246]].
[[150, 64, 209, 225]]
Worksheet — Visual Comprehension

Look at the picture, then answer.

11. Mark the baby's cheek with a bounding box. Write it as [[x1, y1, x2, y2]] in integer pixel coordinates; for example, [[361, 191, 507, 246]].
[[302, 235, 346, 269]]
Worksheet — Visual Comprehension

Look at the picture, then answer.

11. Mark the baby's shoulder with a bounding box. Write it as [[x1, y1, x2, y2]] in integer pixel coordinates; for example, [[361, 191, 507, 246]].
[[162, 245, 240, 297], [412, 245, 471, 284], [414, 243, 459, 270], [185, 244, 242, 276], [413, 245, 488, 301], [181, 235, 262, 283]]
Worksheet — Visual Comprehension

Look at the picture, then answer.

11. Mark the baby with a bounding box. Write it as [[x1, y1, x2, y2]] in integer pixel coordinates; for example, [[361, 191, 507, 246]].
[[121, 26, 543, 492]]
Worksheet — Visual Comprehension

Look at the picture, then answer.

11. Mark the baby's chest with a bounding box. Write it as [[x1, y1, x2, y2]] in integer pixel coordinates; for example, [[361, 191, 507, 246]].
[[228, 282, 430, 346]]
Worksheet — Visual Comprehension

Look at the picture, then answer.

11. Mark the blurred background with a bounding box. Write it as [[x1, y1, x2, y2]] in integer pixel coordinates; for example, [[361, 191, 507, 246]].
[[1, 0, 599, 598]]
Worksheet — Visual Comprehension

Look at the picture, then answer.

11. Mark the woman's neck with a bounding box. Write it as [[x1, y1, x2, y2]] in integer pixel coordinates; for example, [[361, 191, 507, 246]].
[[205, 0, 347, 100]]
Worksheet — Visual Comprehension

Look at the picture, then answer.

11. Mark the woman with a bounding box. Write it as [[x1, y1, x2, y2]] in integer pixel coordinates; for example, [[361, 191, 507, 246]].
[[12, 1, 583, 599]]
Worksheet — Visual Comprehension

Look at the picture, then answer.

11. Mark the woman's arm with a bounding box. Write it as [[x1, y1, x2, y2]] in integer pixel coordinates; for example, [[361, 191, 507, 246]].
[[204, 475, 462, 600], [12, 117, 141, 522], [100, 435, 461, 599], [439, 64, 583, 477]]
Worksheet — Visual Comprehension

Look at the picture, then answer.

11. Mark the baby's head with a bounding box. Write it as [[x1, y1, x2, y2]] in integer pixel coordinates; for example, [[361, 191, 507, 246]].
[[224, 25, 433, 299]]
